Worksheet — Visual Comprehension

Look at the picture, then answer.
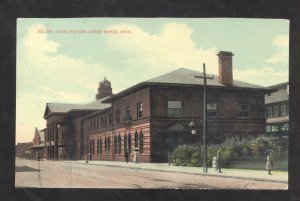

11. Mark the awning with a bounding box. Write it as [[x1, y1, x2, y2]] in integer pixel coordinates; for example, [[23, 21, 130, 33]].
[[29, 144, 45, 150]]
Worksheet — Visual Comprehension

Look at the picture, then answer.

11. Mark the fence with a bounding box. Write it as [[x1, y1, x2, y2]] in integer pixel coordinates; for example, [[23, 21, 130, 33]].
[[219, 156, 288, 171]]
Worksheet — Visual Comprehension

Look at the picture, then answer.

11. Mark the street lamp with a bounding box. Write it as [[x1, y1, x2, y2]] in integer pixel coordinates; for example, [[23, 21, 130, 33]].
[[190, 63, 214, 173]]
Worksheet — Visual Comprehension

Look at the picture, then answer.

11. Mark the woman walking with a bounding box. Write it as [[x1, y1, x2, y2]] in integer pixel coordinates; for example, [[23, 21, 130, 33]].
[[266, 151, 274, 175]]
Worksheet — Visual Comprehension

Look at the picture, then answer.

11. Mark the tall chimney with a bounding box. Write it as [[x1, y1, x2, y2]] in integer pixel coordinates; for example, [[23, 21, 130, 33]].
[[218, 51, 234, 86]]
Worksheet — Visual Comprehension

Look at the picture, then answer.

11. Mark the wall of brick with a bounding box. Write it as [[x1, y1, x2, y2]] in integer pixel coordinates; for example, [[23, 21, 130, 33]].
[[90, 121, 151, 163], [112, 87, 150, 129], [149, 85, 266, 162]]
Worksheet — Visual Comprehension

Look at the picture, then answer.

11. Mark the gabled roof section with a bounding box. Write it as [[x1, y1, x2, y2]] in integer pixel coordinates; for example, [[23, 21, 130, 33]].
[[32, 127, 45, 145], [265, 82, 289, 104], [39, 129, 45, 142], [167, 122, 187, 131], [44, 97, 111, 119]]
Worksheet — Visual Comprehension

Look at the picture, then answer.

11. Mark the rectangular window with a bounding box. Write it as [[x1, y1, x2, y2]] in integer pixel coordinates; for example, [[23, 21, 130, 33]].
[[273, 104, 279, 117], [266, 125, 271, 132], [207, 102, 217, 117], [168, 101, 182, 117], [280, 102, 287, 117], [116, 110, 120, 125], [109, 113, 112, 126], [137, 103, 143, 119], [271, 125, 279, 132], [238, 104, 250, 118], [282, 123, 289, 131], [125, 106, 131, 120], [266, 105, 273, 118]]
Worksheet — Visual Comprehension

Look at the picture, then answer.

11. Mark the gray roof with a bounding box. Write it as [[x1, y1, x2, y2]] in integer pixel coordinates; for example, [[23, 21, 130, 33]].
[[265, 83, 289, 104], [45, 97, 111, 118], [103, 68, 267, 103], [78, 99, 111, 110], [47, 103, 83, 113], [145, 68, 263, 89]]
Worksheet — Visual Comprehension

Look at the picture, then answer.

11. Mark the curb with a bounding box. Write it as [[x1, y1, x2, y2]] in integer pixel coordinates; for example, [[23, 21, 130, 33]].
[[62, 161, 288, 184]]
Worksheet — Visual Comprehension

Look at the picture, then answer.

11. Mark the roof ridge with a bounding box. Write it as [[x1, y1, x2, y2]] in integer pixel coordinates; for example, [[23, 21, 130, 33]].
[[145, 67, 205, 82], [47, 102, 83, 105]]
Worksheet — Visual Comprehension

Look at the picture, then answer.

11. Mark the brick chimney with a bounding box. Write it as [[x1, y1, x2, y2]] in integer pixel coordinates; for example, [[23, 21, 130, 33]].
[[218, 51, 234, 86], [95, 77, 112, 100]]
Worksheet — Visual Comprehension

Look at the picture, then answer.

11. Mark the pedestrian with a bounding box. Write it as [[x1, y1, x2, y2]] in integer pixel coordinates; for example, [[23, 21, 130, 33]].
[[125, 150, 129, 163], [217, 148, 222, 173], [212, 157, 217, 171], [266, 151, 274, 175], [168, 152, 171, 165]]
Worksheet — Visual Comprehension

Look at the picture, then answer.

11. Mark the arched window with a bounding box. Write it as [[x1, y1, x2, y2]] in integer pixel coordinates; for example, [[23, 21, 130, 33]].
[[108, 137, 111, 151], [114, 135, 117, 154], [118, 134, 122, 154], [139, 131, 144, 154], [124, 133, 128, 152], [97, 138, 100, 154], [89, 139, 92, 154], [104, 136, 107, 151], [128, 132, 132, 154], [134, 131, 139, 148], [99, 138, 102, 154], [93, 138, 95, 154]]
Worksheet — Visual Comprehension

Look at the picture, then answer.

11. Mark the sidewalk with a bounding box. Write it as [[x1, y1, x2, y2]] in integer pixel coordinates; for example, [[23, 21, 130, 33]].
[[63, 160, 288, 183]]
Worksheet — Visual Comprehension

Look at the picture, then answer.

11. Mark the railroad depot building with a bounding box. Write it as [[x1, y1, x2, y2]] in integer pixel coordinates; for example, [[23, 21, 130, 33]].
[[43, 51, 269, 162]]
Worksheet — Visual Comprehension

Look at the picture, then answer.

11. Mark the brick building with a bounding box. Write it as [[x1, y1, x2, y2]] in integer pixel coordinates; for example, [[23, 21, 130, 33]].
[[15, 142, 33, 159], [43, 51, 270, 162], [43, 79, 111, 160], [265, 82, 289, 136], [80, 51, 269, 162]]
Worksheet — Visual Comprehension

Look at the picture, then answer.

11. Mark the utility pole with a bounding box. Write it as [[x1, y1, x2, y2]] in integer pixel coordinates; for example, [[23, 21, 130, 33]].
[[195, 63, 214, 173]]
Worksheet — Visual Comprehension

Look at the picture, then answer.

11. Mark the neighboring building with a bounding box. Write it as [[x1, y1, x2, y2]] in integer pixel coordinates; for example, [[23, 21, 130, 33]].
[[265, 82, 289, 137], [43, 79, 112, 160], [15, 142, 34, 159], [42, 51, 270, 163], [30, 127, 46, 159]]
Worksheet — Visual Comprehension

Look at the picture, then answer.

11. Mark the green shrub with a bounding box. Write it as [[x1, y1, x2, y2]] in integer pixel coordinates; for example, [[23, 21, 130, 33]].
[[170, 135, 287, 168], [171, 144, 202, 166], [249, 135, 282, 157]]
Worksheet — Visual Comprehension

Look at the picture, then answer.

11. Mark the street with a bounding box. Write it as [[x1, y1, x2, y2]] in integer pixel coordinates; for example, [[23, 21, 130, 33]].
[[15, 158, 288, 189]]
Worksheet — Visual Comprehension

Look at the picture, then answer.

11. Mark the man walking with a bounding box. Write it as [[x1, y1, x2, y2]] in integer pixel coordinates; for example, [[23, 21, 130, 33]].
[[217, 148, 222, 173], [124, 150, 129, 163]]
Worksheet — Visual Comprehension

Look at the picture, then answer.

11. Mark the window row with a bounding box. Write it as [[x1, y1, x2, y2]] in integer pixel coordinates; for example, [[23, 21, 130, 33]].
[[265, 102, 289, 119], [167, 101, 250, 118], [116, 102, 143, 125], [266, 123, 289, 133], [88, 112, 112, 132], [90, 131, 144, 155]]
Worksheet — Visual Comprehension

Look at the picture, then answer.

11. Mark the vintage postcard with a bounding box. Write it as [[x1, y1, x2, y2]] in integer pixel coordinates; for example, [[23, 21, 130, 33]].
[[15, 18, 289, 189]]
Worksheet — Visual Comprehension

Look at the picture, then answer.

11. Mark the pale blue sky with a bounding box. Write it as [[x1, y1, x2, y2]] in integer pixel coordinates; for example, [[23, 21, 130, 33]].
[[16, 18, 289, 143]]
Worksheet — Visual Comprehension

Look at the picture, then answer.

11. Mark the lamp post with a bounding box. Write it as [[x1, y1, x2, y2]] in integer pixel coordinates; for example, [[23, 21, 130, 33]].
[[189, 63, 214, 173]]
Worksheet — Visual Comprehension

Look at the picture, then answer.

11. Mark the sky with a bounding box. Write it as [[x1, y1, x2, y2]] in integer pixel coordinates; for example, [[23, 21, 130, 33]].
[[16, 18, 289, 143]]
